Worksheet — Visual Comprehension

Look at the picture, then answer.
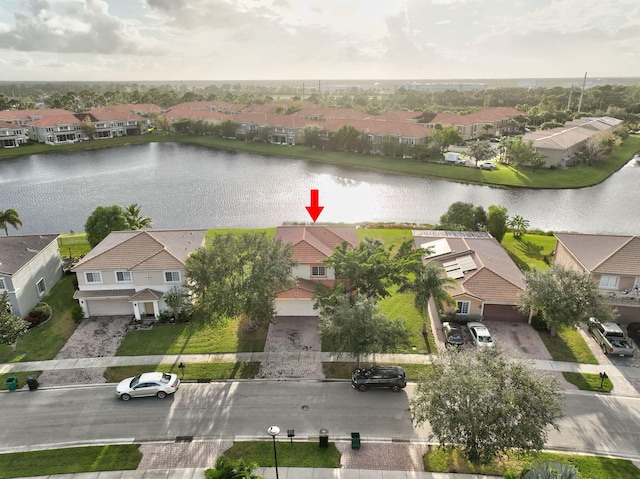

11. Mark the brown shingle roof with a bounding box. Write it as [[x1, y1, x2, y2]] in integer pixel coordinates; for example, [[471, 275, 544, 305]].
[[0, 235, 59, 275], [275, 226, 358, 264], [554, 233, 640, 275]]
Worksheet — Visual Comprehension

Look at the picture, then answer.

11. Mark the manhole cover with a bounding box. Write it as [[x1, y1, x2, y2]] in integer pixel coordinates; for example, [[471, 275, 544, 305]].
[[301, 405, 309, 411]]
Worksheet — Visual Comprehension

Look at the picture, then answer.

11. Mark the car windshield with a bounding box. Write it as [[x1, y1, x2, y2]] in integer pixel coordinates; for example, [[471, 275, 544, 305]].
[[449, 332, 462, 341], [130, 375, 142, 388], [479, 335, 492, 343]]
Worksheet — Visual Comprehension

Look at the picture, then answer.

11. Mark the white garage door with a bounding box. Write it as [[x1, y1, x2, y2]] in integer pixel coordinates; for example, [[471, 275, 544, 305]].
[[87, 299, 132, 317], [275, 298, 317, 317]]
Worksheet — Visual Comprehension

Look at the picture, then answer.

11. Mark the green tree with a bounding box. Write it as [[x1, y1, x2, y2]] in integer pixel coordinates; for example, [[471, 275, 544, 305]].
[[469, 140, 494, 167], [0, 209, 23, 236], [319, 293, 409, 367], [163, 285, 191, 320], [508, 214, 530, 240], [301, 125, 323, 148], [399, 263, 456, 318], [185, 233, 297, 326], [520, 461, 580, 479], [0, 292, 30, 348], [80, 116, 96, 139], [410, 347, 563, 465], [438, 202, 485, 231], [124, 203, 153, 230], [486, 205, 508, 242], [430, 125, 464, 153], [84, 205, 130, 248], [519, 263, 614, 335]]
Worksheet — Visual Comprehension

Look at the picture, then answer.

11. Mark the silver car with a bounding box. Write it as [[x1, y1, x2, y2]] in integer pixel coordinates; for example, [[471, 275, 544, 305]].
[[115, 372, 180, 401], [467, 322, 494, 348]]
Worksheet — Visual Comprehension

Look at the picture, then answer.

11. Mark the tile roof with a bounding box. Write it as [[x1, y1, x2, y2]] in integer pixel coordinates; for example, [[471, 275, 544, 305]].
[[275, 226, 358, 264], [28, 112, 82, 127], [555, 233, 640, 275], [0, 234, 59, 275], [72, 229, 206, 271]]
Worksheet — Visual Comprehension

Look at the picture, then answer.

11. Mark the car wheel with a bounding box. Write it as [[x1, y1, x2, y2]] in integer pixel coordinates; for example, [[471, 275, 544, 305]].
[[358, 384, 367, 392], [391, 385, 401, 393], [120, 393, 131, 401], [157, 391, 167, 399]]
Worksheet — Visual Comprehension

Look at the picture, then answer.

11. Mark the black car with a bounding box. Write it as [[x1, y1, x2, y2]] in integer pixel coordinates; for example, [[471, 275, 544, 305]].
[[351, 366, 406, 392], [442, 321, 464, 348]]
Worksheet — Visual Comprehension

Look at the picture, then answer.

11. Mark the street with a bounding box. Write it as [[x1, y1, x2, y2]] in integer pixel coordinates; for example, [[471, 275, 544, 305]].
[[2, 382, 640, 460]]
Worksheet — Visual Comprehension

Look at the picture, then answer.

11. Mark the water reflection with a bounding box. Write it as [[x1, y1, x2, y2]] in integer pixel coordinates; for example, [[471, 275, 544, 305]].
[[0, 142, 639, 235]]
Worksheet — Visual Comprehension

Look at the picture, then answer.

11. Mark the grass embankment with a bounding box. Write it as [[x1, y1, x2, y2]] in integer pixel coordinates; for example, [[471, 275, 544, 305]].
[[3, 132, 639, 189], [219, 441, 341, 469], [0, 445, 142, 479]]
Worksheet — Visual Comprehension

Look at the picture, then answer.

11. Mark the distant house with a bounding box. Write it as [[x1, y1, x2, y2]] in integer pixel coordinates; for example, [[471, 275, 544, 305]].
[[273, 225, 359, 317], [0, 121, 28, 148], [413, 230, 528, 322], [26, 112, 87, 145], [424, 107, 524, 140], [0, 235, 63, 318], [72, 229, 206, 319], [554, 232, 640, 322]]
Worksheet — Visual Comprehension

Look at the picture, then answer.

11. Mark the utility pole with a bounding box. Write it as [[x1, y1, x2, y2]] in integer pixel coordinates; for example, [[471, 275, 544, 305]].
[[577, 72, 587, 112], [567, 84, 573, 111]]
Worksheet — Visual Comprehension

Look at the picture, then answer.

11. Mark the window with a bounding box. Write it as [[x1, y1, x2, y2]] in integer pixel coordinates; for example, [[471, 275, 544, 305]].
[[311, 266, 326, 278], [0, 278, 6, 290], [115, 271, 132, 283], [456, 301, 470, 315], [599, 275, 619, 289], [85, 271, 102, 283], [36, 278, 46, 296], [165, 271, 181, 283]]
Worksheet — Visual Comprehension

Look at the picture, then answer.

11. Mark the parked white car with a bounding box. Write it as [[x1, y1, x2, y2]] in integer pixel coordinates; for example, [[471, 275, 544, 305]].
[[467, 322, 494, 348], [115, 372, 180, 401], [478, 162, 497, 170]]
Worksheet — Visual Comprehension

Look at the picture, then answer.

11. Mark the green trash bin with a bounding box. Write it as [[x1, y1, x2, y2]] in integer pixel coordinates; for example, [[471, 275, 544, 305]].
[[4, 377, 18, 391]]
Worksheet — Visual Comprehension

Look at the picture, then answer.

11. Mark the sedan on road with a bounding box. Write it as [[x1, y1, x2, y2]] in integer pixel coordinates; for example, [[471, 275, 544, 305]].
[[115, 372, 180, 401], [467, 322, 494, 348]]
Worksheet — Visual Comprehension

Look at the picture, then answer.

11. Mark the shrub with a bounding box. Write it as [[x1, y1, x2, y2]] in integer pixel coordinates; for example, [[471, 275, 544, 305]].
[[71, 305, 84, 323]]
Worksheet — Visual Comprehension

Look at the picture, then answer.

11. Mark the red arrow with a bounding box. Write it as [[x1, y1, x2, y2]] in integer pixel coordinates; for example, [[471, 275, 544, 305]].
[[305, 189, 324, 223]]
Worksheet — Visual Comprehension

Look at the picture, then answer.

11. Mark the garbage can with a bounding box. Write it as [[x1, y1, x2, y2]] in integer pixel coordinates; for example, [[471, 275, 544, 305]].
[[27, 375, 39, 391], [319, 428, 329, 448], [4, 377, 18, 391]]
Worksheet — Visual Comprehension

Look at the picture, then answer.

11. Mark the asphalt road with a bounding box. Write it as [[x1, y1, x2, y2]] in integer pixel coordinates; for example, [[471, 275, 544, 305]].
[[2, 382, 640, 460]]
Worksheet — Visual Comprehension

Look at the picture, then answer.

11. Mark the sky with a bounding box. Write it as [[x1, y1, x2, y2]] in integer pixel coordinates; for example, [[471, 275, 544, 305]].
[[0, 0, 638, 82]]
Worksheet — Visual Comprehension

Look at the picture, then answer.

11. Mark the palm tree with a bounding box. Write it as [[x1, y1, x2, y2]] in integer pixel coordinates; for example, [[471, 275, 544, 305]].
[[401, 263, 457, 319], [0, 209, 23, 235], [520, 461, 580, 478], [124, 204, 152, 230], [508, 214, 530, 240]]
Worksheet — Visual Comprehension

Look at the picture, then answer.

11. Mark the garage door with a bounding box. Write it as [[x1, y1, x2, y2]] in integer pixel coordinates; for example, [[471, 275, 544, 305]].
[[275, 298, 317, 317], [87, 299, 132, 317], [482, 304, 528, 322]]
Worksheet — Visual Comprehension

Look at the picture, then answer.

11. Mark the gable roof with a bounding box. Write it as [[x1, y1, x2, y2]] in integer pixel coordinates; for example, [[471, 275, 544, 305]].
[[413, 230, 525, 303], [72, 229, 206, 271], [555, 232, 640, 275], [0, 235, 59, 275], [274, 226, 358, 264]]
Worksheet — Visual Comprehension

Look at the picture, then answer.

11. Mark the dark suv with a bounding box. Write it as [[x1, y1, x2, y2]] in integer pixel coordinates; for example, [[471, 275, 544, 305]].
[[351, 366, 406, 392]]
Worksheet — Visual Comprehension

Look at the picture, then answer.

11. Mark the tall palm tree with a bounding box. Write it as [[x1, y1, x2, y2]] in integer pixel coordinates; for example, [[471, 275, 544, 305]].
[[508, 214, 530, 240], [401, 263, 457, 319], [0, 209, 23, 235], [124, 204, 152, 230]]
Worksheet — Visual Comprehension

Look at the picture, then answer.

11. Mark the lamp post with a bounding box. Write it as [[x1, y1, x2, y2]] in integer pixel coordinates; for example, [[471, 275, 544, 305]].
[[267, 425, 280, 479]]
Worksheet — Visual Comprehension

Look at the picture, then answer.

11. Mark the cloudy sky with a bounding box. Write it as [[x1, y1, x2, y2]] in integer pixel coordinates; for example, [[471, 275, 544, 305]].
[[0, 0, 638, 82]]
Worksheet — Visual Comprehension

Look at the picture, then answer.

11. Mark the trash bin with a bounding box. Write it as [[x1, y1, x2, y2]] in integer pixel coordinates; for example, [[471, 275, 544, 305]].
[[4, 377, 18, 391], [27, 375, 39, 391], [351, 432, 361, 449], [319, 428, 329, 448]]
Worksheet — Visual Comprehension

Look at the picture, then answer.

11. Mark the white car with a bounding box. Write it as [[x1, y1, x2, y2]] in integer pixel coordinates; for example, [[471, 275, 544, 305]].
[[478, 162, 497, 170], [467, 322, 494, 348], [115, 372, 180, 401]]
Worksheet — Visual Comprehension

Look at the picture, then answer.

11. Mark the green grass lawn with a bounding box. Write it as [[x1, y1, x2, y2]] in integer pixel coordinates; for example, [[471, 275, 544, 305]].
[[563, 371, 613, 392], [537, 325, 598, 364], [501, 232, 557, 271], [0, 445, 142, 479], [220, 441, 341, 469], [104, 362, 260, 382]]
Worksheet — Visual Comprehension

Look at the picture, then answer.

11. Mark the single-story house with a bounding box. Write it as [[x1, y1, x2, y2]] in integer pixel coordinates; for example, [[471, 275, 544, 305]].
[[0, 235, 63, 318], [273, 225, 359, 317], [554, 232, 640, 322], [413, 230, 528, 322], [72, 229, 206, 319]]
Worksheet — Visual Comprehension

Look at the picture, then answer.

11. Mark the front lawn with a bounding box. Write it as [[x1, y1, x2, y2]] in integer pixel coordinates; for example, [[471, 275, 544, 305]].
[[219, 441, 341, 469], [537, 325, 598, 364], [563, 371, 613, 392], [104, 362, 260, 382]]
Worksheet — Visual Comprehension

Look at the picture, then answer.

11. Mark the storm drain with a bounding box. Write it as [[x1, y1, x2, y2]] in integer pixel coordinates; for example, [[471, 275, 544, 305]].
[[175, 436, 194, 442]]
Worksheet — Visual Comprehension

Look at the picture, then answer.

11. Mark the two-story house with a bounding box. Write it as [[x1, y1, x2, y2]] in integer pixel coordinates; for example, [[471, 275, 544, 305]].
[[72, 229, 206, 319], [554, 232, 640, 322], [0, 235, 63, 318], [273, 225, 358, 317], [414, 230, 528, 322]]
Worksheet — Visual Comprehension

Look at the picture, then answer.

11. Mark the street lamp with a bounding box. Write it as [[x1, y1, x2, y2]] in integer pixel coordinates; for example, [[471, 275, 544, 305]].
[[267, 425, 280, 479]]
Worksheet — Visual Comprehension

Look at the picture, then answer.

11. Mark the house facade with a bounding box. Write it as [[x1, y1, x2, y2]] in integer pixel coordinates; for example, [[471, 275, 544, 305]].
[[413, 230, 528, 322], [0, 121, 28, 148], [273, 225, 358, 317], [27, 112, 87, 144], [0, 235, 63, 318], [554, 232, 640, 322], [72, 229, 206, 319]]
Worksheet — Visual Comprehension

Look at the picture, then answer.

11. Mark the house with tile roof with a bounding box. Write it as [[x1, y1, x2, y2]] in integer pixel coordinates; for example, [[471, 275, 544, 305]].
[[0, 235, 63, 318], [0, 121, 28, 148], [273, 225, 359, 317], [413, 230, 528, 322], [85, 107, 152, 138], [71, 229, 206, 319], [424, 107, 524, 140], [26, 112, 87, 144], [554, 232, 640, 322]]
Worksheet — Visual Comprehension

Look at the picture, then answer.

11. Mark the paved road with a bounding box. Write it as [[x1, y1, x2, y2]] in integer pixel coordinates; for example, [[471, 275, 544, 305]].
[[3, 382, 640, 461]]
